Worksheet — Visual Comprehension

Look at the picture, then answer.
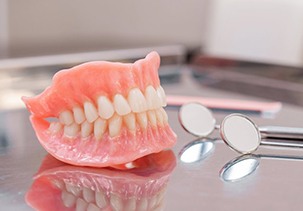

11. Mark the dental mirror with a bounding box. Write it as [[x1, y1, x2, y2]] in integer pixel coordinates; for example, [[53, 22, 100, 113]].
[[179, 138, 215, 164], [179, 102, 216, 137], [179, 103, 303, 154], [220, 154, 260, 182]]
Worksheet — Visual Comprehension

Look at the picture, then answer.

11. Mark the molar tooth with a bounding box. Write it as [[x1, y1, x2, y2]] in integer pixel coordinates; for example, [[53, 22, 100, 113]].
[[97, 96, 115, 119], [83, 187, 95, 203], [145, 86, 162, 109], [95, 191, 108, 208], [110, 193, 123, 211], [125, 197, 136, 211], [59, 110, 74, 125], [160, 107, 168, 124], [76, 198, 88, 211], [113, 94, 131, 115], [94, 118, 107, 140], [137, 112, 148, 129], [147, 110, 157, 126], [87, 203, 100, 211], [137, 198, 148, 211], [49, 122, 63, 134], [81, 121, 93, 138], [156, 86, 167, 107], [123, 113, 136, 131], [108, 114, 122, 137], [73, 107, 86, 124], [66, 183, 81, 197], [128, 88, 147, 113], [84, 102, 98, 123], [155, 109, 164, 126], [64, 123, 80, 137], [61, 190, 77, 208]]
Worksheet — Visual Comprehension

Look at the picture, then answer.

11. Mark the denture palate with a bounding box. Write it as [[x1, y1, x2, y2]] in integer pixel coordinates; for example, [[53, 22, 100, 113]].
[[48, 85, 168, 138]]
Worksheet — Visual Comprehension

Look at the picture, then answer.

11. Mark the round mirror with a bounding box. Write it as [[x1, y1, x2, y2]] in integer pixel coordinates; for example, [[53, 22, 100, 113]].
[[179, 138, 214, 164], [220, 154, 260, 182], [179, 103, 216, 137], [220, 114, 261, 154]]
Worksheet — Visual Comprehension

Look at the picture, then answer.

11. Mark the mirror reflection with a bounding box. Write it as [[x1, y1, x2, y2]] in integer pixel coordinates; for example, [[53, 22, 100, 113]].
[[220, 153, 303, 182], [26, 150, 176, 211], [179, 138, 215, 164]]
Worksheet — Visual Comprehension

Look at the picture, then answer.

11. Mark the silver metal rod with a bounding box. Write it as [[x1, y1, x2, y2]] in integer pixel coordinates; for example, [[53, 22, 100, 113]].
[[259, 126, 303, 140]]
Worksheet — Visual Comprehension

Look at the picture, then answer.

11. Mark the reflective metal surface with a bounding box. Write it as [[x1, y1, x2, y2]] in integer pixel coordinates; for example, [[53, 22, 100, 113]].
[[1, 58, 303, 210]]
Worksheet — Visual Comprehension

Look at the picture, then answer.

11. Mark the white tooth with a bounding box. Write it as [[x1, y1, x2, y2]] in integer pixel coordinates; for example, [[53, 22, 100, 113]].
[[76, 198, 88, 211], [160, 107, 168, 124], [81, 121, 93, 138], [94, 118, 107, 140], [87, 203, 100, 211], [49, 122, 62, 134], [156, 86, 167, 107], [155, 109, 164, 126], [113, 94, 131, 115], [145, 86, 162, 109], [73, 107, 86, 124], [149, 195, 158, 209], [84, 101, 98, 123], [123, 113, 136, 131], [110, 193, 123, 211], [64, 123, 80, 137], [95, 191, 108, 208], [66, 183, 81, 197], [97, 96, 115, 119], [125, 197, 136, 211], [52, 180, 64, 189], [137, 198, 148, 211], [137, 112, 147, 129], [59, 110, 74, 125], [83, 187, 95, 203], [128, 88, 147, 112], [61, 190, 76, 208], [147, 110, 157, 126], [108, 114, 122, 137]]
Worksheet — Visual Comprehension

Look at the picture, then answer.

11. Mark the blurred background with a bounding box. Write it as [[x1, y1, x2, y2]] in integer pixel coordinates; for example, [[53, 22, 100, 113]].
[[1, 0, 303, 109]]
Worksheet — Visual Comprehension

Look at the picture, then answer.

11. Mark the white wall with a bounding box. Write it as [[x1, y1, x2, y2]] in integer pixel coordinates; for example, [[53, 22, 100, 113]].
[[6, 0, 208, 57]]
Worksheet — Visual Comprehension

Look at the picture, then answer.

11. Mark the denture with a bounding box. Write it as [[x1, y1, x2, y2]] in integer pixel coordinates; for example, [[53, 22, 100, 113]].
[[22, 52, 177, 167], [26, 151, 176, 211]]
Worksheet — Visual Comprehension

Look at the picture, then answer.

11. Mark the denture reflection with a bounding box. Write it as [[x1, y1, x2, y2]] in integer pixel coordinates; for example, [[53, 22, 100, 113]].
[[26, 150, 176, 211]]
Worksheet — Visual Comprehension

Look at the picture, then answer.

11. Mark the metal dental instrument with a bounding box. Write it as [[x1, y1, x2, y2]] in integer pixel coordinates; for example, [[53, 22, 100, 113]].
[[179, 102, 303, 154]]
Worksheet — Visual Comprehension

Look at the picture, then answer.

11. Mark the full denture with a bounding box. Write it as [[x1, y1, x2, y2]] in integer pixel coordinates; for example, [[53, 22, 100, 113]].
[[22, 51, 177, 167]]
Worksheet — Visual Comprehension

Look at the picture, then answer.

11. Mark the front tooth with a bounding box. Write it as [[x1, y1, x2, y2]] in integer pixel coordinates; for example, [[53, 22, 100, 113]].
[[128, 88, 147, 113], [81, 121, 93, 138], [123, 113, 136, 131], [76, 198, 88, 211], [145, 86, 162, 109], [137, 198, 148, 211], [147, 110, 157, 126], [95, 191, 108, 208], [97, 96, 115, 119], [108, 114, 122, 137], [49, 122, 63, 134], [156, 86, 167, 107], [66, 183, 81, 197], [113, 94, 131, 115], [94, 118, 107, 140], [137, 112, 148, 129], [61, 190, 76, 208], [73, 107, 86, 124], [59, 110, 74, 125], [64, 123, 80, 137], [84, 101, 98, 123], [110, 193, 123, 211], [87, 203, 100, 211], [155, 109, 164, 126], [125, 197, 136, 211], [83, 187, 95, 203]]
